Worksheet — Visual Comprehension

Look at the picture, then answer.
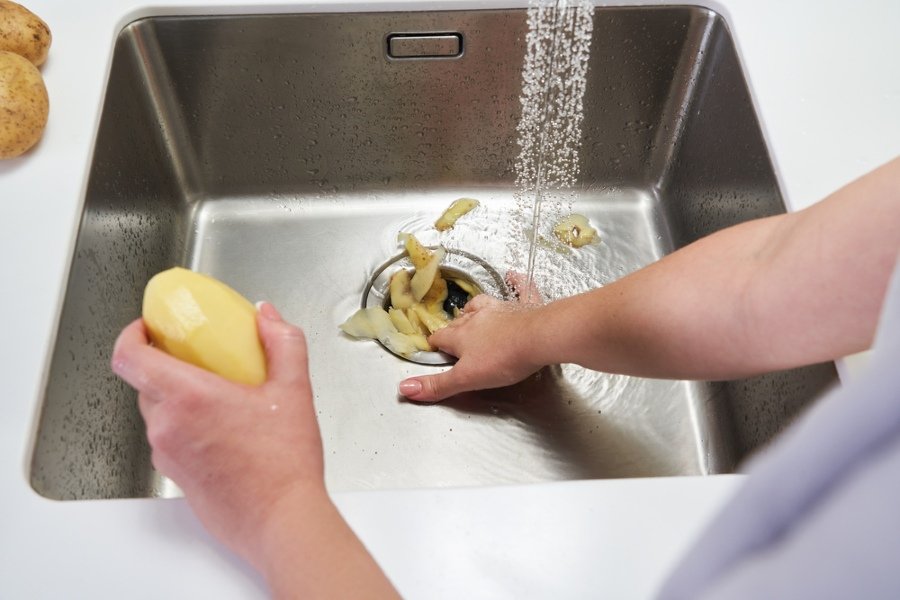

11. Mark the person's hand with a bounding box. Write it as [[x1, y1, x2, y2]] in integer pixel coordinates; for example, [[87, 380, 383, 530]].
[[398, 274, 545, 402], [111, 302, 322, 568]]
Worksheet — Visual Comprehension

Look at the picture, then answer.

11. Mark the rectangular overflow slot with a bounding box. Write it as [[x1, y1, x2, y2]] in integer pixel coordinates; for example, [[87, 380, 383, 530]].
[[387, 33, 463, 59]]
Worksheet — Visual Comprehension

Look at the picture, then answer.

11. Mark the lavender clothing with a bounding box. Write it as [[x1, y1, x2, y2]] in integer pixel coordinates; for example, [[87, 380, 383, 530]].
[[658, 258, 900, 600]]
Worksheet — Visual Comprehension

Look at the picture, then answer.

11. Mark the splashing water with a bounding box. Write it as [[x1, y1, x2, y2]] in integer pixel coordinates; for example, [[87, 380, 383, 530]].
[[509, 0, 594, 301]]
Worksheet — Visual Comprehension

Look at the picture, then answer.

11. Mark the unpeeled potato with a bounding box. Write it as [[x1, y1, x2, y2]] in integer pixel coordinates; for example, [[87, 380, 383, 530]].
[[0, 50, 48, 158], [0, 1, 51, 66], [142, 267, 267, 386]]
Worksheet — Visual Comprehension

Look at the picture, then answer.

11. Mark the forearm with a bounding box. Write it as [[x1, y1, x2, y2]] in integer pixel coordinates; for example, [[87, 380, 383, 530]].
[[527, 157, 900, 379], [258, 487, 399, 599], [527, 217, 779, 379], [399, 158, 900, 402]]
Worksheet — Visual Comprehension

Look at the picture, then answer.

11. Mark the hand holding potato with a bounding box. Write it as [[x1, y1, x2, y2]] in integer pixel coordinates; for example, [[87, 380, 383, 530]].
[[142, 267, 268, 386], [112, 304, 322, 563], [112, 304, 398, 597]]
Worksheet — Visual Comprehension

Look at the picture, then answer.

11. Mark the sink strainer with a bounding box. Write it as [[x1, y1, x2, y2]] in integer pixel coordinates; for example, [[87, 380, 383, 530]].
[[362, 248, 510, 365]]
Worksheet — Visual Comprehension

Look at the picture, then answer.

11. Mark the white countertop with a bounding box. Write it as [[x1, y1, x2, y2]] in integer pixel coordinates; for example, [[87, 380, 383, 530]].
[[2, 1, 898, 597]]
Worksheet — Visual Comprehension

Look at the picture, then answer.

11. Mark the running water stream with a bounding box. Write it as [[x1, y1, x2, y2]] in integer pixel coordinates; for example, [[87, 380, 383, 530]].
[[512, 0, 594, 299]]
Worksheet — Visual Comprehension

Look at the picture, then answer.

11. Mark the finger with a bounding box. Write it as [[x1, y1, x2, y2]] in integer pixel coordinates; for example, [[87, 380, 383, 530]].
[[137, 393, 164, 464], [463, 294, 499, 313], [427, 325, 461, 357], [398, 367, 470, 402], [111, 319, 231, 403], [505, 272, 543, 305], [446, 311, 471, 327], [137, 392, 156, 422], [256, 302, 310, 389]]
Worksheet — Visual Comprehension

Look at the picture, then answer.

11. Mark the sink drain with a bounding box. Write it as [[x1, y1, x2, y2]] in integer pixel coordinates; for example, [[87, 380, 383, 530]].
[[362, 248, 510, 365]]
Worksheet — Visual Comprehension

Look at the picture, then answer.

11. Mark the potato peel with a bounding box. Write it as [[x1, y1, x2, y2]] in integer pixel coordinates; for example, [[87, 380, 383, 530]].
[[410, 248, 445, 301], [552, 214, 598, 248], [399, 232, 433, 269], [435, 198, 479, 232], [341, 233, 477, 357], [339, 307, 426, 357]]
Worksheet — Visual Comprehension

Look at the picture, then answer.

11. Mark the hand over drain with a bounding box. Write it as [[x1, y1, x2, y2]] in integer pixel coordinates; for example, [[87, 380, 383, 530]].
[[342, 237, 509, 366]]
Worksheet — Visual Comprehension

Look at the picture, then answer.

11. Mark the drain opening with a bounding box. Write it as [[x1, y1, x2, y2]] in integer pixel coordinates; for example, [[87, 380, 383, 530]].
[[362, 248, 509, 365]]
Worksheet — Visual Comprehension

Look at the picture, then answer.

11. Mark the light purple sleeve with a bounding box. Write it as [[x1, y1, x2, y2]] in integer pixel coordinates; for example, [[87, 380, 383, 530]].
[[657, 257, 900, 600]]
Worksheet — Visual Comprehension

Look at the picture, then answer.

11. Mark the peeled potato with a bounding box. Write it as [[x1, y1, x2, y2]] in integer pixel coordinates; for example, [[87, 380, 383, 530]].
[[0, 50, 48, 159], [0, 1, 51, 66], [142, 267, 267, 386]]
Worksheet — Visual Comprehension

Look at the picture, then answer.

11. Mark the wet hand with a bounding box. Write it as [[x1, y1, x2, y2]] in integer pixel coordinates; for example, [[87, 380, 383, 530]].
[[398, 273, 545, 402], [111, 302, 323, 568]]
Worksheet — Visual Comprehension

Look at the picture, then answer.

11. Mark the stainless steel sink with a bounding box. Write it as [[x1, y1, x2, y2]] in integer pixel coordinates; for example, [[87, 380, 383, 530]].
[[31, 7, 836, 500]]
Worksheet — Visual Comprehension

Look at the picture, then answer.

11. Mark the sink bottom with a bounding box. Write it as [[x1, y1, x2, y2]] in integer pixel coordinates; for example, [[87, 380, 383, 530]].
[[186, 186, 729, 493]]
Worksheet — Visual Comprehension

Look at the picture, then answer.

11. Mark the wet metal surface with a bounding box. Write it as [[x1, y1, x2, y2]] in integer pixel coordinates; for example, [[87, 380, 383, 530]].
[[31, 8, 836, 500]]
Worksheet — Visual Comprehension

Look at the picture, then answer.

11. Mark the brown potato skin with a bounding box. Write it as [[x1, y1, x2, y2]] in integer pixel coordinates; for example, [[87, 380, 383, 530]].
[[0, 50, 48, 158], [0, 1, 51, 66]]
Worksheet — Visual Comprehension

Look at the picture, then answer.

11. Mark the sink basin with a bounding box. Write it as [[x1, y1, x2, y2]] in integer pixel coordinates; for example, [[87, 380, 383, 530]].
[[31, 7, 836, 500]]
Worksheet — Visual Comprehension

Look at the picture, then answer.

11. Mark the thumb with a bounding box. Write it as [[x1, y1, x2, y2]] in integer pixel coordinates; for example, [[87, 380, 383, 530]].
[[399, 367, 466, 403], [256, 302, 310, 388]]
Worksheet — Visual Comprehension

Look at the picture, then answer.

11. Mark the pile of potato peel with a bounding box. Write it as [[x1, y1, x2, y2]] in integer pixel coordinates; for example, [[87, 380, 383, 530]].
[[340, 233, 480, 358]]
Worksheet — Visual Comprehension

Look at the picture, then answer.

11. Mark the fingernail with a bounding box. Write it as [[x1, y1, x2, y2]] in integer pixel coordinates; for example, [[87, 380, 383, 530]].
[[399, 379, 423, 396], [257, 301, 282, 321]]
